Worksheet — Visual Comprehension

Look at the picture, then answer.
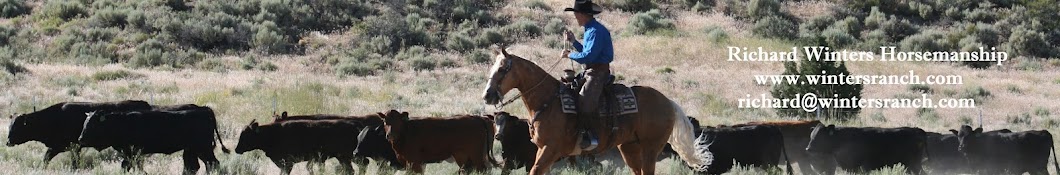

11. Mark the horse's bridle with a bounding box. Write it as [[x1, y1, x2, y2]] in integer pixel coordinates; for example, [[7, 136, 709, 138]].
[[492, 56, 565, 109]]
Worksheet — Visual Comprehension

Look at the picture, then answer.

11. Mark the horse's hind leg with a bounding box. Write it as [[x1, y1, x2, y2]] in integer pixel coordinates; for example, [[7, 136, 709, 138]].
[[639, 139, 668, 175], [618, 143, 645, 175]]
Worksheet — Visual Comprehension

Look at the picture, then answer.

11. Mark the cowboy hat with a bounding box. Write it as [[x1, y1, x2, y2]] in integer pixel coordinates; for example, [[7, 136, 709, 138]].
[[563, 0, 603, 15]]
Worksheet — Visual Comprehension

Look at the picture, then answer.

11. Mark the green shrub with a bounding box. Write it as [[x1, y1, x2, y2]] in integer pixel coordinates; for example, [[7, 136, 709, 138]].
[[89, 8, 128, 28], [0, 0, 29, 18], [0, 25, 15, 46], [465, 49, 492, 64], [772, 59, 862, 120], [899, 30, 951, 52], [252, 21, 288, 53], [1, 59, 26, 75], [409, 57, 436, 71], [258, 61, 278, 71], [908, 84, 932, 93], [606, 0, 655, 12], [960, 85, 992, 101], [91, 70, 143, 81], [626, 9, 675, 35], [747, 0, 780, 20], [336, 62, 377, 77], [39, 0, 88, 21], [502, 19, 542, 37], [822, 28, 857, 49], [703, 26, 729, 43], [752, 15, 796, 39], [475, 28, 505, 47], [196, 59, 229, 72], [524, 0, 551, 10], [1004, 25, 1052, 58], [544, 18, 566, 35], [445, 32, 475, 52]]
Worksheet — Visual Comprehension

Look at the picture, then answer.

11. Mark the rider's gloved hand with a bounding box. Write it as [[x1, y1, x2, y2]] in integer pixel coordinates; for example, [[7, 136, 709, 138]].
[[563, 30, 577, 43], [561, 49, 571, 58]]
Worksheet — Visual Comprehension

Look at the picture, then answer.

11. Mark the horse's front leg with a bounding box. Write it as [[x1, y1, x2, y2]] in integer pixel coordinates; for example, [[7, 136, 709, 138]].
[[529, 145, 565, 175]]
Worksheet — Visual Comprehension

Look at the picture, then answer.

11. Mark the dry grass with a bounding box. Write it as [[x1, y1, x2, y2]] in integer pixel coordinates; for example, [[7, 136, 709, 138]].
[[0, 1, 1057, 174]]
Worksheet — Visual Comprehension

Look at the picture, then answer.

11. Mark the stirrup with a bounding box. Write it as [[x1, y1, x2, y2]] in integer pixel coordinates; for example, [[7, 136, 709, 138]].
[[579, 130, 598, 151]]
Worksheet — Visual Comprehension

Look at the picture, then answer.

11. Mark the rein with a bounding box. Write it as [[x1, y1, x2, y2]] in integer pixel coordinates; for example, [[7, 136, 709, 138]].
[[494, 57, 567, 109]]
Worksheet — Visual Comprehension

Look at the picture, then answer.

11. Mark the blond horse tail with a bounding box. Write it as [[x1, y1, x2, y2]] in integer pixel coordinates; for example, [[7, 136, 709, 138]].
[[666, 100, 713, 172]]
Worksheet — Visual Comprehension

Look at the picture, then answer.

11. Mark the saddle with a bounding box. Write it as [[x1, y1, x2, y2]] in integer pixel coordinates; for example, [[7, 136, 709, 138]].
[[559, 70, 639, 116]]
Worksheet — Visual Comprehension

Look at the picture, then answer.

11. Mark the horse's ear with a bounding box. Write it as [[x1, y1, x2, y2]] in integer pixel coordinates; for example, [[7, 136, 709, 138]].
[[493, 45, 509, 57]]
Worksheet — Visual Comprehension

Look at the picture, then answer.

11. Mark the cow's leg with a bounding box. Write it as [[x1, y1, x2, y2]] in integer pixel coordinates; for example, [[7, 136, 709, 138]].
[[529, 145, 564, 175], [348, 156, 367, 175], [197, 149, 221, 172], [409, 162, 426, 174], [335, 156, 355, 174], [43, 148, 63, 165], [618, 143, 645, 175], [68, 146, 83, 169], [500, 160, 513, 175], [270, 157, 293, 175], [182, 150, 201, 175]]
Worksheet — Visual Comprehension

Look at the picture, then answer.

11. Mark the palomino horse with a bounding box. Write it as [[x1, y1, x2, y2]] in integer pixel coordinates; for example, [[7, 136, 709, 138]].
[[482, 48, 713, 175]]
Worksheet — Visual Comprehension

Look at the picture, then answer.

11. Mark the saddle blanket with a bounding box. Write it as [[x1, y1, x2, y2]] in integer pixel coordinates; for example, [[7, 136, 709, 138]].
[[560, 84, 638, 116]]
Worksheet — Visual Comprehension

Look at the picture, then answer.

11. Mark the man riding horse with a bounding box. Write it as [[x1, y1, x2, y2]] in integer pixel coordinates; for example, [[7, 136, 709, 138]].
[[561, 0, 613, 151]]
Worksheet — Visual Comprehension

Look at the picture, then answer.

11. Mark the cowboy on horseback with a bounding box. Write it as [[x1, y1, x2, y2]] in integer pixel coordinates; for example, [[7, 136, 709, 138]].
[[561, 0, 613, 151]]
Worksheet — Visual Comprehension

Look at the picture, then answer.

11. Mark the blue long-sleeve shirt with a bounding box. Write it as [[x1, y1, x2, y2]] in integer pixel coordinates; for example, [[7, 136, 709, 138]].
[[568, 19, 614, 64]]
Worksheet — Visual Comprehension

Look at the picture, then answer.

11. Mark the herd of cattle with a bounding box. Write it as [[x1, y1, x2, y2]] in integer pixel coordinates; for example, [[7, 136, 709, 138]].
[[4, 100, 1059, 175]]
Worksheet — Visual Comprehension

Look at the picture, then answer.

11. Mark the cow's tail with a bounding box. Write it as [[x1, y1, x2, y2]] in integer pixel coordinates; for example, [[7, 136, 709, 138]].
[[666, 100, 713, 172], [208, 109, 230, 154], [481, 116, 500, 167], [778, 131, 793, 175]]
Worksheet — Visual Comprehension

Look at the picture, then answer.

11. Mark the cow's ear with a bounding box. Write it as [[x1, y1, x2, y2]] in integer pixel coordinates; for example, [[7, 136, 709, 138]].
[[376, 112, 387, 119], [281, 111, 288, 118], [973, 128, 982, 134], [949, 129, 959, 135], [485, 114, 495, 121], [400, 112, 409, 121], [249, 120, 259, 130]]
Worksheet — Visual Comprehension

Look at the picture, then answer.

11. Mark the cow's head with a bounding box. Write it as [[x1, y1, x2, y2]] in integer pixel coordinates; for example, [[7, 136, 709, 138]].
[[482, 47, 519, 105], [493, 112, 517, 140], [805, 124, 838, 154], [235, 119, 263, 154], [79, 111, 116, 148], [949, 125, 983, 153], [7, 113, 34, 146], [354, 126, 404, 169], [378, 110, 410, 142]]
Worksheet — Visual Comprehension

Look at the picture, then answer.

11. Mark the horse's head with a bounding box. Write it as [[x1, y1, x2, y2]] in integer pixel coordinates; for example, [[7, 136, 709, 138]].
[[483, 47, 520, 105]]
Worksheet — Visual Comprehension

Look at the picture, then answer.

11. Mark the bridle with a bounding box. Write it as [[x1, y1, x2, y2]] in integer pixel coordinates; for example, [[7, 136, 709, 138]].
[[491, 56, 565, 109]]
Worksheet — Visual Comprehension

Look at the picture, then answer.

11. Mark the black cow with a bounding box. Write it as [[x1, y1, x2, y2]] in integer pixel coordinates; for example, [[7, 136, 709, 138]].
[[78, 106, 229, 174], [493, 112, 536, 174], [7, 100, 151, 166], [695, 125, 793, 175], [924, 129, 1010, 174], [951, 125, 1059, 175], [235, 117, 373, 175], [805, 124, 926, 175], [354, 125, 405, 171]]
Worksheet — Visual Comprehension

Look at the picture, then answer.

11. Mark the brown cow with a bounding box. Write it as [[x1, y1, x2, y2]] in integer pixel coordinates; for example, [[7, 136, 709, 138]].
[[377, 110, 495, 174], [729, 120, 833, 175]]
